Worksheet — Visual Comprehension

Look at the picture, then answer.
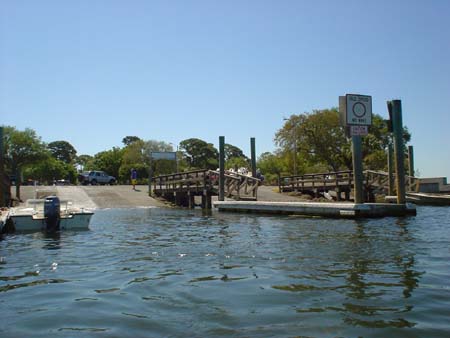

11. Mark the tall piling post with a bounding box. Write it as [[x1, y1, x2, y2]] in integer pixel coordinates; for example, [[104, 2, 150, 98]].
[[250, 137, 256, 178], [219, 136, 225, 201], [387, 142, 394, 196], [351, 135, 364, 204], [389, 100, 406, 204], [0, 127, 5, 207], [408, 145, 414, 191]]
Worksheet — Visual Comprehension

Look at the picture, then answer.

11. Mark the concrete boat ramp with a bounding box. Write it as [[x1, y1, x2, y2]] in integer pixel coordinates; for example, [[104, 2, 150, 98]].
[[214, 201, 417, 218]]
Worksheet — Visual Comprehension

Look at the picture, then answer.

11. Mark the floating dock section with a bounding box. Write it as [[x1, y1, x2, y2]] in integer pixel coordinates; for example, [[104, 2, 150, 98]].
[[213, 201, 416, 218]]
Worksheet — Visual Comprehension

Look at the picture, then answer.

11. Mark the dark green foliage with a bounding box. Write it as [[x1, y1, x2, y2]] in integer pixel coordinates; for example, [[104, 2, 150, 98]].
[[91, 147, 124, 179], [122, 136, 141, 146], [2, 126, 47, 199], [23, 156, 77, 184], [48, 140, 77, 164], [274, 109, 411, 175], [179, 138, 219, 170]]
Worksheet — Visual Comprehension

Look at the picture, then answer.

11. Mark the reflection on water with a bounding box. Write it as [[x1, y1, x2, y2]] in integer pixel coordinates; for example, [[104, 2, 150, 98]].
[[1, 207, 450, 337]]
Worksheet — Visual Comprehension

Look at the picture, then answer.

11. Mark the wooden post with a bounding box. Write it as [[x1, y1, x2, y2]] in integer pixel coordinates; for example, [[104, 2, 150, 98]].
[[0, 127, 4, 207], [219, 136, 225, 201], [250, 137, 256, 177], [188, 192, 195, 209], [387, 143, 394, 195], [202, 191, 211, 209], [351, 135, 364, 204], [408, 145, 414, 191], [389, 100, 406, 204]]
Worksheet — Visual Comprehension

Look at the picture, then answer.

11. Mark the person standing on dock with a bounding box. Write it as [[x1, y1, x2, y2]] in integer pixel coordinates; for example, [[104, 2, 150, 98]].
[[131, 168, 137, 190]]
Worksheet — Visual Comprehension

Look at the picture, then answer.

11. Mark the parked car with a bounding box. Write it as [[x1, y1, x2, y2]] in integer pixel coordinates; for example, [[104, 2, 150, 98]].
[[78, 171, 116, 185]]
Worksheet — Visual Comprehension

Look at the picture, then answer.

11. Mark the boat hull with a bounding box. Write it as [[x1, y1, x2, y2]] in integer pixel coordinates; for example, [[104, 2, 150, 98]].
[[8, 212, 93, 232]]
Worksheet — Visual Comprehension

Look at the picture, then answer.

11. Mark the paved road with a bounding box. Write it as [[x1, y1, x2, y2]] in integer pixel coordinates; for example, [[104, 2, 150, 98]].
[[12, 184, 302, 209]]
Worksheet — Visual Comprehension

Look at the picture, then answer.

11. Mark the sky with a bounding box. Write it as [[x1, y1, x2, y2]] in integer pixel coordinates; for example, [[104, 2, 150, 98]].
[[1, 0, 450, 178]]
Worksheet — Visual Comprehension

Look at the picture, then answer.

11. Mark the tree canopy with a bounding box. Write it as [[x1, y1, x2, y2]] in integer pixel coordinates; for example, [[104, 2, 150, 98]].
[[274, 108, 411, 175], [48, 140, 77, 164], [2, 126, 47, 199], [179, 138, 218, 170], [122, 136, 141, 146]]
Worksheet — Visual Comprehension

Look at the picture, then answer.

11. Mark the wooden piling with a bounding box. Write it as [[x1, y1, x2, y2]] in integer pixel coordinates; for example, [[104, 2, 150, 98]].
[[387, 143, 394, 195], [0, 127, 4, 207], [389, 100, 406, 204], [219, 136, 225, 201], [250, 137, 256, 178], [202, 191, 212, 209], [408, 145, 414, 190]]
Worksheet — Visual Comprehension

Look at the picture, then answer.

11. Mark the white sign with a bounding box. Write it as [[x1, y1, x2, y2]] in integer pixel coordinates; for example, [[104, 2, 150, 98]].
[[350, 125, 368, 136], [151, 152, 177, 160], [346, 94, 372, 126]]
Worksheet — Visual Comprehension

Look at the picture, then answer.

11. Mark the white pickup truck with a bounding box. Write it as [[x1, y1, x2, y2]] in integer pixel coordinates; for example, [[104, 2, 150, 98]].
[[78, 171, 116, 185]]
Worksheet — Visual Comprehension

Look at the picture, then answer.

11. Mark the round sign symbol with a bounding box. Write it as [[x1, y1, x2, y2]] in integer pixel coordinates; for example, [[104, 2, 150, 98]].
[[352, 102, 366, 118]]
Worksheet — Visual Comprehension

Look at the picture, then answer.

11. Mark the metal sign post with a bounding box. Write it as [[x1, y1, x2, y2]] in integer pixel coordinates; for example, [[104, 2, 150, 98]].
[[351, 135, 364, 204], [340, 94, 372, 204], [148, 151, 177, 196]]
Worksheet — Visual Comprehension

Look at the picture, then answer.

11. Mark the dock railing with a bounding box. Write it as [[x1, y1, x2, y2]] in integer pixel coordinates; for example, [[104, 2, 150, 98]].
[[153, 169, 261, 201], [279, 169, 419, 198], [279, 170, 353, 193]]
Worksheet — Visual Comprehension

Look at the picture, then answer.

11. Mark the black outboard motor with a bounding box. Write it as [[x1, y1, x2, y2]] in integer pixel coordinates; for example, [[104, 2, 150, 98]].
[[44, 196, 61, 232]]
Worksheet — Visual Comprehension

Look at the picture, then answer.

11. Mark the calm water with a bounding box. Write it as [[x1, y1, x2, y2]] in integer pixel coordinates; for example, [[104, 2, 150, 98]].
[[1, 206, 450, 337]]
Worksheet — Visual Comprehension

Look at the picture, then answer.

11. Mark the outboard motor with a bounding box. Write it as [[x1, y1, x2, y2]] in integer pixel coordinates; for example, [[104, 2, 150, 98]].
[[44, 196, 61, 232]]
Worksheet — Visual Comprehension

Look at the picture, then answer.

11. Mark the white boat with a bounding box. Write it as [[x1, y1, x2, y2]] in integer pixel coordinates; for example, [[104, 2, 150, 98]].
[[3, 197, 94, 232]]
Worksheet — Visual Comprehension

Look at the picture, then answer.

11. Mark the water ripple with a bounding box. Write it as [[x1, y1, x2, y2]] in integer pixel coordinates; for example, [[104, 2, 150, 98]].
[[0, 207, 449, 337]]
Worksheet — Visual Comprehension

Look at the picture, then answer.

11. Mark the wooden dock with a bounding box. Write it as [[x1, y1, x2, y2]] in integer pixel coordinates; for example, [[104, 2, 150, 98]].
[[386, 192, 450, 206], [279, 170, 418, 201], [152, 169, 260, 208], [213, 201, 417, 218]]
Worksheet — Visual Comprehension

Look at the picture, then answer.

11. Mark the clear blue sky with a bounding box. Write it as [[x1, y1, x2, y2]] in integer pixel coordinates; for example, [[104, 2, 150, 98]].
[[1, 0, 449, 178]]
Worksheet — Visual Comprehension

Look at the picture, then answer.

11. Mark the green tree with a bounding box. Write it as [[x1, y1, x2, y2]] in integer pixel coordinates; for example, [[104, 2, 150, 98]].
[[91, 147, 124, 179], [224, 144, 246, 161], [179, 138, 218, 170], [2, 126, 47, 200], [276, 109, 352, 173], [144, 140, 176, 176], [275, 109, 411, 174], [76, 154, 94, 171], [48, 140, 77, 164], [226, 157, 249, 171], [24, 156, 77, 184], [119, 139, 174, 182], [224, 143, 249, 170], [257, 152, 283, 179], [122, 136, 141, 146]]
